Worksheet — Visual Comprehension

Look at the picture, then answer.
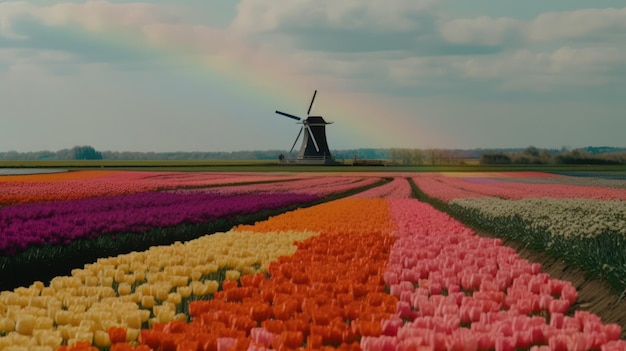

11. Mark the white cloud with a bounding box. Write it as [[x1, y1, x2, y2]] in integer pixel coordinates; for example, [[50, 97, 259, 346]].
[[0, 1, 187, 39], [0, 48, 74, 62], [454, 46, 626, 92], [528, 7, 626, 42], [38, 1, 188, 33], [232, 0, 437, 33], [387, 56, 449, 87], [2, 1, 626, 99], [0, 2, 36, 39], [437, 7, 626, 47], [439, 16, 525, 46]]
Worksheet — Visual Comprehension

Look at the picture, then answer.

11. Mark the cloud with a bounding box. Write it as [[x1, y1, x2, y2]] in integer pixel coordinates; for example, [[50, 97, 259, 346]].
[[231, 0, 440, 53], [2, 0, 626, 99], [37, 1, 187, 32], [439, 16, 525, 46], [528, 7, 626, 42], [232, 0, 437, 32], [454, 46, 626, 92], [0, 2, 35, 39], [0, 1, 218, 74], [0, 48, 74, 63], [437, 6, 626, 47]]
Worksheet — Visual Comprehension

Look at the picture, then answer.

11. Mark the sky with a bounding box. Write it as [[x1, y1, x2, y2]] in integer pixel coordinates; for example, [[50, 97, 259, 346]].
[[1, 0, 625, 153]]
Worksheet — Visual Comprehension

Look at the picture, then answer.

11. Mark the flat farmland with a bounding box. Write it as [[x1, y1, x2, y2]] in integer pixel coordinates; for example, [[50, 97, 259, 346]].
[[0, 169, 625, 350]]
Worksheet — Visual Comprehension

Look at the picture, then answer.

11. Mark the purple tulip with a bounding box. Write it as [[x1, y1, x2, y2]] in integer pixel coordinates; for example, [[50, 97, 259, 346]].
[[0, 191, 320, 256]]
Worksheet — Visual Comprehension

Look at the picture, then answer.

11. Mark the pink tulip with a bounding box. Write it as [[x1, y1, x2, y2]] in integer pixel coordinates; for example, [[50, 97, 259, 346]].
[[601, 340, 626, 351], [550, 313, 564, 329], [250, 328, 275, 347], [604, 323, 623, 341], [548, 299, 570, 314], [382, 317, 403, 336], [217, 337, 237, 351], [494, 335, 516, 351], [548, 333, 570, 351]]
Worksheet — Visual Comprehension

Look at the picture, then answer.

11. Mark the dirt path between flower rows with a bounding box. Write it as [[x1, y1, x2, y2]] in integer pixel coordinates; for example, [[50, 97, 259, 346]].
[[477, 232, 626, 339]]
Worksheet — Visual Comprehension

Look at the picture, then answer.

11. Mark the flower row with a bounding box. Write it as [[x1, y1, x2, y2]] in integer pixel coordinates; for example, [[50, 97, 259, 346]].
[[0, 171, 303, 206], [349, 177, 413, 199], [0, 229, 320, 349], [450, 197, 626, 239], [362, 199, 625, 350], [48, 197, 626, 350], [0, 191, 319, 255], [0, 198, 393, 349], [173, 176, 381, 197], [130, 198, 396, 351], [496, 175, 626, 190], [2, 175, 625, 350], [411, 173, 626, 202]]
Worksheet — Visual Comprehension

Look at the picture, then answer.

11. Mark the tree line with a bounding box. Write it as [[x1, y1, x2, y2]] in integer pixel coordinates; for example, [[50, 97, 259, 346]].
[[480, 146, 626, 165], [1, 145, 625, 165]]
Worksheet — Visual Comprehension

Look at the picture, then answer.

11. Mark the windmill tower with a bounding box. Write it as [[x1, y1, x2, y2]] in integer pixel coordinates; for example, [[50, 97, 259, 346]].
[[275, 90, 337, 165]]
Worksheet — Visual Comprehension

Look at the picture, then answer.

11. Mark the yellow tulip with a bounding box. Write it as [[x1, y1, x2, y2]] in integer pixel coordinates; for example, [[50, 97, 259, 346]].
[[34, 316, 54, 330], [225, 270, 241, 281], [0, 317, 15, 332], [177, 286, 192, 299], [93, 330, 111, 348], [54, 310, 71, 326], [15, 314, 35, 335], [117, 283, 131, 296], [204, 280, 219, 295], [140, 295, 154, 309]]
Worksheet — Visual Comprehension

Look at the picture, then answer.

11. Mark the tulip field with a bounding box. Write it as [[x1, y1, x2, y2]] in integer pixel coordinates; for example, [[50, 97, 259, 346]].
[[0, 170, 625, 350]]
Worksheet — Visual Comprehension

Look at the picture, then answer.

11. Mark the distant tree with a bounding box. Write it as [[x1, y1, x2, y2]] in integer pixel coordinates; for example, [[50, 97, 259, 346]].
[[70, 145, 102, 160], [524, 146, 540, 158], [36, 151, 56, 160], [480, 153, 512, 165], [413, 149, 424, 165], [389, 148, 399, 164], [2, 151, 20, 160], [539, 150, 552, 164]]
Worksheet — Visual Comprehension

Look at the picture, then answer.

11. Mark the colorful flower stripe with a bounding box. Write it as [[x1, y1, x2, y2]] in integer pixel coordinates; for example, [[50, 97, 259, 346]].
[[362, 199, 626, 350], [439, 172, 562, 179], [2, 178, 625, 350], [56, 195, 626, 351], [0, 192, 319, 255], [498, 176, 626, 190], [172, 176, 381, 197], [0, 229, 318, 349], [411, 174, 483, 202], [0, 171, 302, 206], [412, 173, 626, 202], [349, 177, 413, 199], [0, 198, 394, 350], [122, 198, 396, 351], [451, 197, 626, 239], [233, 197, 394, 235], [138, 199, 395, 350], [0, 171, 115, 183]]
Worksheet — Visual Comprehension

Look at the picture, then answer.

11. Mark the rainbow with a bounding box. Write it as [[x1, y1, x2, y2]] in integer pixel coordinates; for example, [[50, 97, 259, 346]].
[[55, 11, 453, 149]]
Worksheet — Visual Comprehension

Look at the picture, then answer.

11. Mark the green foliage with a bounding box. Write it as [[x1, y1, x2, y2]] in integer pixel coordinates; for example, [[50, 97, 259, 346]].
[[70, 145, 103, 160], [481, 146, 626, 165]]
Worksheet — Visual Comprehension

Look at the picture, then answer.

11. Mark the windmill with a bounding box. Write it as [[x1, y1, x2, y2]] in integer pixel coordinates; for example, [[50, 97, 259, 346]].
[[275, 90, 337, 164]]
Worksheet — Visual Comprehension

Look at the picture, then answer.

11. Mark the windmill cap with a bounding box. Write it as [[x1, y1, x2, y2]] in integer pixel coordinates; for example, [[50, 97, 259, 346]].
[[306, 116, 331, 124]]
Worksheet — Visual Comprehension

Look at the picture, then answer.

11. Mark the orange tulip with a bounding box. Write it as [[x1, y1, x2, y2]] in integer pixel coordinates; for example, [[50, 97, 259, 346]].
[[108, 327, 127, 344]]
